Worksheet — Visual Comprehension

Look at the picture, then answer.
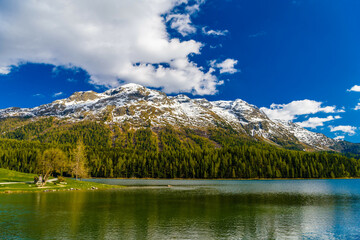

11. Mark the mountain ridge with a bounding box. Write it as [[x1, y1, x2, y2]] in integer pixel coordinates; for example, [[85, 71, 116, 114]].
[[0, 83, 347, 152]]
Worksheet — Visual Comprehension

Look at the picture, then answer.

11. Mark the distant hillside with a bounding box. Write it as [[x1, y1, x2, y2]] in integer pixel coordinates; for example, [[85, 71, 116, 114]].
[[0, 122, 359, 179], [0, 83, 349, 152], [0, 84, 360, 179]]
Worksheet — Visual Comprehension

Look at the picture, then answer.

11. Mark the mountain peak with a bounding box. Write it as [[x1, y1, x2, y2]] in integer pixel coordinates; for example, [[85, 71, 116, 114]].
[[104, 83, 149, 96], [121, 83, 145, 89], [0, 85, 341, 151], [67, 90, 100, 102]]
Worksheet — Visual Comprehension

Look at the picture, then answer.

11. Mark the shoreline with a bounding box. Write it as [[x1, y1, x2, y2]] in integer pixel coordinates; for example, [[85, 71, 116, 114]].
[[87, 177, 360, 181], [3, 177, 360, 194], [0, 178, 124, 194]]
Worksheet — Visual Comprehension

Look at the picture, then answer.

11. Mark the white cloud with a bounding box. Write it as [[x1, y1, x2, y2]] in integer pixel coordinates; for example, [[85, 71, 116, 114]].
[[185, 0, 205, 14], [261, 99, 342, 121], [334, 136, 345, 141], [166, 14, 196, 36], [0, 66, 10, 75], [329, 125, 357, 135], [53, 92, 63, 97], [298, 115, 341, 129], [354, 103, 360, 110], [211, 59, 238, 74], [33, 93, 44, 97], [166, 0, 206, 37], [347, 85, 360, 92], [0, 0, 223, 95], [202, 27, 228, 36]]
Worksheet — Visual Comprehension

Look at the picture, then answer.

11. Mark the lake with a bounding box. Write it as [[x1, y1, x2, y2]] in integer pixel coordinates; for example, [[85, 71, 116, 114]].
[[1, 179, 360, 239]]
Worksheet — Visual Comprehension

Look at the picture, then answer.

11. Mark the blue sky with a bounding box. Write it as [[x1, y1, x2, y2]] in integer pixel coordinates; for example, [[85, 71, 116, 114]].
[[0, 0, 360, 142]]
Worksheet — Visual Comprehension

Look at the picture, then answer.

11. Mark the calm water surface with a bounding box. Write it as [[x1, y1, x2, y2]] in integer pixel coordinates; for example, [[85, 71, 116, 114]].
[[1, 179, 360, 239]]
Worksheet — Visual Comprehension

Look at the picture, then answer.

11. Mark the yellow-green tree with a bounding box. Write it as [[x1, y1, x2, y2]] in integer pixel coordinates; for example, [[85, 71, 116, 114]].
[[72, 140, 89, 180], [38, 148, 67, 186]]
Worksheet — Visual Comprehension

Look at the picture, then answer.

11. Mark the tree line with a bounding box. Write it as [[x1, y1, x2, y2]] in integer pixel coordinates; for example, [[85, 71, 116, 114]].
[[0, 125, 359, 179]]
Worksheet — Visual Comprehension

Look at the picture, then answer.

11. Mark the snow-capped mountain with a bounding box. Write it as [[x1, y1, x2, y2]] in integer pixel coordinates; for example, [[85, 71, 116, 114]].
[[274, 120, 337, 150], [0, 83, 338, 151]]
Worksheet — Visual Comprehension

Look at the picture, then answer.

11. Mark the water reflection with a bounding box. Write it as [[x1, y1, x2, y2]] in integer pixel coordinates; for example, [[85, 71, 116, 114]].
[[0, 180, 360, 239]]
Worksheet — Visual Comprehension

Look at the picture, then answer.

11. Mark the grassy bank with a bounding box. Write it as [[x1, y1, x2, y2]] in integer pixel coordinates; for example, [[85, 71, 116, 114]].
[[0, 168, 123, 193], [0, 168, 37, 182]]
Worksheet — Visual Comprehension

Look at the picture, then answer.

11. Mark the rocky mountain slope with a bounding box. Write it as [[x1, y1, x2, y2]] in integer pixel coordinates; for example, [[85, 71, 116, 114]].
[[0, 83, 341, 151]]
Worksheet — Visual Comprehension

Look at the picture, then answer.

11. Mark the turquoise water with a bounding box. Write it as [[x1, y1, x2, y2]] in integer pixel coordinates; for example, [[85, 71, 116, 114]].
[[1, 179, 360, 239]]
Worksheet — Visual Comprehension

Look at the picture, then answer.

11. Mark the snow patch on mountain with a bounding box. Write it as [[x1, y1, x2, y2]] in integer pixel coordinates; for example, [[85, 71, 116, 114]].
[[0, 83, 338, 150], [274, 120, 336, 150]]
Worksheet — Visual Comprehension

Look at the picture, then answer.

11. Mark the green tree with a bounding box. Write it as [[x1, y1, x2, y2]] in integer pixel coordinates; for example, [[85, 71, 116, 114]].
[[37, 148, 67, 186]]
